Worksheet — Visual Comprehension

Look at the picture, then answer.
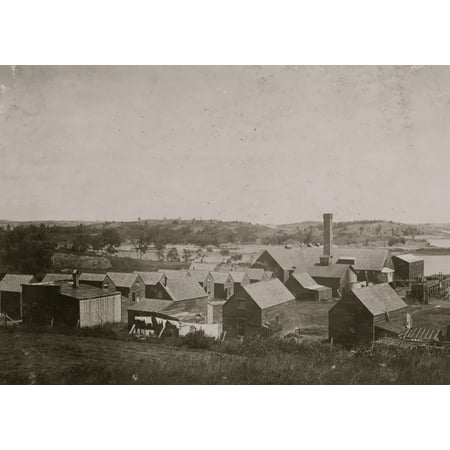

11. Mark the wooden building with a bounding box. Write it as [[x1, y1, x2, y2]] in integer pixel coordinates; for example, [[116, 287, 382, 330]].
[[392, 253, 424, 281], [187, 270, 213, 290], [308, 263, 358, 297], [302, 247, 394, 284], [252, 248, 307, 283], [41, 273, 72, 283], [135, 271, 167, 298], [106, 272, 144, 301], [229, 271, 251, 294], [157, 269, 191, 280], [79, 273, 115, 289], [245, 268, 273, 283], [328, 283, 408, 343], [285, 272, 332, 301], [22, 272, 121, 328], [209, 272, 234, 299], [150, 278, 209, 314], [0, 274, 36, 320], [222, 278, 296, 337]]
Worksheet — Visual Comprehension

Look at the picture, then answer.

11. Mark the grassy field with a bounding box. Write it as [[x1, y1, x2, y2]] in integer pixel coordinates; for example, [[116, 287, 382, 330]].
[[1, 324, 450, 384]]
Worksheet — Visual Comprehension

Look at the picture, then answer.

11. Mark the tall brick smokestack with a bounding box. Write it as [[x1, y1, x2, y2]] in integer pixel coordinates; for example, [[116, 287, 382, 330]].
[[323, 213, 333, 257]]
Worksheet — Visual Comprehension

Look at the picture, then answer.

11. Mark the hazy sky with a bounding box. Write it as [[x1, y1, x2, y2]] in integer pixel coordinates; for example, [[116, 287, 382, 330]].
[[0, 65, 449, 224]]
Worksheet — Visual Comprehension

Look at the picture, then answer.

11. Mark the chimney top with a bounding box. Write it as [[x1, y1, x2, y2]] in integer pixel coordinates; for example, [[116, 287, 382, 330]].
[[72, 269, 80, 288]]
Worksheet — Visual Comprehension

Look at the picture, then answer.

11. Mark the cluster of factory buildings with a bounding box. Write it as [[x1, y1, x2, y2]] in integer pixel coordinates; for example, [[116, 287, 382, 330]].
[[1, 213, 444, 345]]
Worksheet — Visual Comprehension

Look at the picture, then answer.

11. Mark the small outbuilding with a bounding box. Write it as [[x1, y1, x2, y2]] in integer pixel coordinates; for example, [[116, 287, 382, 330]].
[[392, 254, 424, 281], [79, 273, 115, 289], [285, 272, 332, 301], [0, 274, 36, 320], [222, 278, 297, 337], [328, 283, 408, 343], [229, 271, 251, 293], [107, 272, 145, 301], [308, 263, 358, 297], [209, 272, 234, 300], [22, 272, 121, 328], [135, 271, 167, 298]]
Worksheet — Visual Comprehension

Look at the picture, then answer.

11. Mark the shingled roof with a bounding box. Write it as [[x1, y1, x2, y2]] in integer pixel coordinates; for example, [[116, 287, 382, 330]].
[[242, 278, 295, 309], [303, 247, 390, 272], [79, 273, 109, 282], [163, 278, 208, 302], [351, 283, 407, 316], [187, 270, 211, 283], [258, 248, 308, 272], [157, 269, 190, 279], [135, 271, 165, 285], [229, 272, 248, 283], [393, 253, 423, 263], [0, 274, 35, 292], [308, 264, 353, 279], [245, 268, 267, 282], [107, 272, 141, 288], [290, 272, 329, 291], [42, 273, 72, 283], [60, 283, 118, 300], [210, 272, 232, 284]]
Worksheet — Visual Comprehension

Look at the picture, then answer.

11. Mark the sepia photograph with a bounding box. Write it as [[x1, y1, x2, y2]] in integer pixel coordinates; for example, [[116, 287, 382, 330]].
[[1, 64, 450, 385]]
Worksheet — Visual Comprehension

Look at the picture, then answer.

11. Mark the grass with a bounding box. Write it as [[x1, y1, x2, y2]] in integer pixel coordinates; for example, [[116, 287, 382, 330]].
[[1, 326, 450, 384]]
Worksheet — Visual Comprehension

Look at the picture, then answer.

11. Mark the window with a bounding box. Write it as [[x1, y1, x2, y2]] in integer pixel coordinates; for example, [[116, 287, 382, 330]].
[[237, 319, 246, 337], [132, 292, 136, 301], [238, 300, 246, 310]]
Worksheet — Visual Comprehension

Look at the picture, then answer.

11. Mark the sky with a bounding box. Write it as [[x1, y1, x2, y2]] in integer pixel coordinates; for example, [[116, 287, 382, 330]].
[[0, 65, 449, 224]]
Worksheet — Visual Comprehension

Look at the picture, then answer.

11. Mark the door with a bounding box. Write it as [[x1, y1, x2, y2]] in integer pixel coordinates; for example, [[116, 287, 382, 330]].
[[237, 318, 246, 337]]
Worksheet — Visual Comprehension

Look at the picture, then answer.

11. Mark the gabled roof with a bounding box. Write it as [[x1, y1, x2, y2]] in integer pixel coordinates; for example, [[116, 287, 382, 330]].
[[245, 268, 267, 281], [107, 272, 141, 288], [79, 273, 108, 282], [289, 272, 329, 291], [241, 278, 295, 309], [42, 273, 72, 282], [189, 262, 218, 271], [351, 283, 407, 316], [0, 274, 35, 292], [209, 271, 232, 284], [60, 283, 118, 300], [128, 299, 174, 313], [157, 269, 190, 279], [256, 248, 308, 272], [393, 253, 423, 263], [187, 270, 211, 283], [162, 278, 208, 302], [134, 271, 165, 286], [302, 247, 390, 272], [229, 272, 248, 283], [308, 264, 353, 279]]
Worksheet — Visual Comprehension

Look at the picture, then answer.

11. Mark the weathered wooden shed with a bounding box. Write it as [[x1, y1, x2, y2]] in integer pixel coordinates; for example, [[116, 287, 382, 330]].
[[244, 268, 273, 283], [151, 278, 209, 314], [106, 272, 145, 301], [229, 271, 251, 294], [308, 263, 358, 297], [134, 271, 167, 298], [22, 275, 121, 328], [209, 272, 234, 299], [328, 283, 408, 343], [0, 274, 36, 320], [252, 248, 307, 283], [392, 254, 424, 281], [285, 272, 332, 301], [79, 273, 115, 290], [222, 278, 297, 337]]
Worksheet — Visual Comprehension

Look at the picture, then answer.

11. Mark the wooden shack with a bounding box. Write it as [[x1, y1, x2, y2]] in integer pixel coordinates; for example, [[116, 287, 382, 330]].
[[222, 278, 296, 337], [134, 271, 167, 298], [79, 273, 115, 289], [285, 272, 332, 301], [106, 272, 144, 301], [229, 271, 251, 294], [392, 254, 424, 281], [252, 248, 307, 283], [209, 272, 234, 299], [22, 273, 121, 328], [307, 263, 358, 297], [328, 283, 408, 343], [0, 274, 36, 320]]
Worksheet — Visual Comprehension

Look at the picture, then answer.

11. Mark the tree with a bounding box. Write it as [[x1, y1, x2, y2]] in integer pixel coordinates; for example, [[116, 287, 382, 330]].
[[166, 247, 180, 262], [133, 232, 150, 259], [0, 225, 55, 275], [99, 228, 121, 254], [183, 248, 192, 262], [71, 234, 90, 254]]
